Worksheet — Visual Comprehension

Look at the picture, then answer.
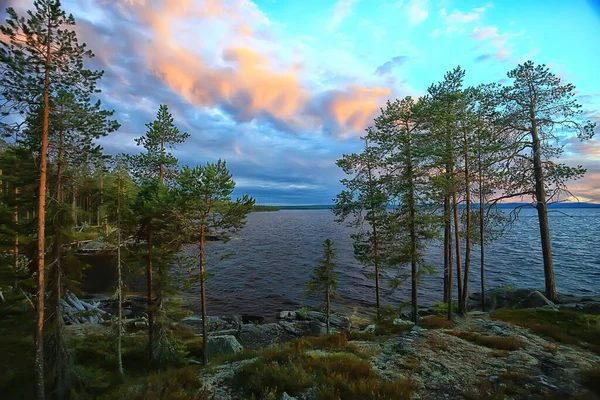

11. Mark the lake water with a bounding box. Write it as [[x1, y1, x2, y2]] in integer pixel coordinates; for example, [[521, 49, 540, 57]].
[[182, 208, 600, 317]]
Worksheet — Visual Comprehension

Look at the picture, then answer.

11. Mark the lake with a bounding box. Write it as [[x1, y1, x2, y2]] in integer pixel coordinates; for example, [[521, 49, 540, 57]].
[[181, 207, 600, 317]]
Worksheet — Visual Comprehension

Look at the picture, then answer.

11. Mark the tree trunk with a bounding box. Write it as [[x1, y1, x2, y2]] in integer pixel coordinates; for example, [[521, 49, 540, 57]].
[[53, 129, 65, 396], [531, 114, 556, 301], [445, 169, 453, 321], [451, 156, 463, 308], [14, 183, 19, 289], [71, 184, 77, 227], [200, 220, 208, 365], [326, 286, 330, 335], [35, 17, 52, 399], [117, 175, 124, 377], [147, 227, 154, 362], [461, 133, 472, 313], [159, 138, 164, 184], [365, 140, 381, 320], [407, 130, 418, 324], [443, 194, 450, 303], [479, 164, 486, 312]]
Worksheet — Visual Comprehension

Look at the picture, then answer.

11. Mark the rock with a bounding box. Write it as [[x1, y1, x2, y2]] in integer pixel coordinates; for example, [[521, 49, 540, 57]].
[[364, 324, 376, 333], [582, 302, 600, 315], [279, 320, 313, 337], [488, 375, 499, 383], [238, 323, 296, 349], [393, 318, 414, 326], [241, 315, 265, 324], [507, 351, 538, 367], [514, 291, 556, 310], [277, 311, 296, 320], [207, 335, 243, 356], [303, 311, 351, 330], [309, 320, 327, 336], [280, 393, 297, 400]]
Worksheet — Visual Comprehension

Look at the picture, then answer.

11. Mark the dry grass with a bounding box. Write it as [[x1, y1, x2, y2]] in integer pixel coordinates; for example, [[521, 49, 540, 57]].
[[490, 350, 510, 358], [544, 343, 559, 355], [491, 309, 600, 354], [234, 346, 416, 399], [421, 315, 454, 330], [426, 338, 450, 352], [446, 330, 522, 350], [582, 366, 600, 396]]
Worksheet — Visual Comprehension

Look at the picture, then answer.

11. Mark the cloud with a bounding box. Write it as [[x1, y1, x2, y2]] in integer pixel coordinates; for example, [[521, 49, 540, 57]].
[[374, 55, 408, 76], [407, 0, 429, 25], [328, 0, 360, 32], [470, 25, 523, 63], [444, 5, 489, 24]]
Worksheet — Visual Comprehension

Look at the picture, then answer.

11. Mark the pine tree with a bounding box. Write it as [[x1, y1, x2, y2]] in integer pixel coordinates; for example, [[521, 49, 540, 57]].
[[500, 61, 595, 301], [334, 138, 391, 320], [306, 239, 339, 335], [177, 160, 255, 365], [0, 2, 107, 396], [129, 105, 189, 184]]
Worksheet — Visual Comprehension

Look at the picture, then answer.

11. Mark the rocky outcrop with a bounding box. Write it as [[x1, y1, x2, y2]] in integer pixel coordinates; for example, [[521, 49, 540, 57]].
[[514, 290, 557, 310], [207, 335, 243, 356]]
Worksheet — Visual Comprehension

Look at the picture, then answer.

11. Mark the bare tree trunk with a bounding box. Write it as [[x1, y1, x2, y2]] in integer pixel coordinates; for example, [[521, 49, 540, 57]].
[[461, 134, 472, 313], [479, 163, 486, 312], [443, 194, 450, 303], [159, 138, 164, 184], [53, 129, 65, 397], [147, 228, 154, 362], [35, 17, 52, 399], [200, 219, 208, 365], [531, 115, 556, 301], [406, 129, 418, 324], [71, 184, 77, 227], [365, 140, 381, 320], [117, 175, 124, 377], [450, 151, 463, 309], [14, 182, 19, 289], [325, 285, 330, 335]]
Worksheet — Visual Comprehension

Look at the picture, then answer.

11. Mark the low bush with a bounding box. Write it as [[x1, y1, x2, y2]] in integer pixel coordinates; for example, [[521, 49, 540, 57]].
[[421, 315, 454, 329], [491, 309, 600, 354], [446, 330, 522, 350]]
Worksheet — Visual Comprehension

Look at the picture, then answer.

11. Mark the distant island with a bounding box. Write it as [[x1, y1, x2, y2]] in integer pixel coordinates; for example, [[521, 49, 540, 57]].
[[270, 202, 600, 211]]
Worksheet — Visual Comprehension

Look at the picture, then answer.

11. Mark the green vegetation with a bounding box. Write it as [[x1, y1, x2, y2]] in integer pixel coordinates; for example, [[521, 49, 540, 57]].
[[582, 366, 600, 396], [421, 315, 455, 330], [234, 335, 416, 399], [306, 238, 339, 334], [446, 330, 522, 350], [491, 309, 600, 354]]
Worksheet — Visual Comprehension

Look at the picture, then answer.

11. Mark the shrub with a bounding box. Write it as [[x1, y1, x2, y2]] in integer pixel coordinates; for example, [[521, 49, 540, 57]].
[[582, 366, 600, 396], [446, 330, 522, 350], [491, 309, 600, 354], [421, 315, 454, 329]]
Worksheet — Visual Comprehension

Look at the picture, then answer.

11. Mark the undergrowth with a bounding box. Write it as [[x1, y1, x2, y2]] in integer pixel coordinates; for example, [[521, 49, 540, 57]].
[[446, 330, 522, 350], [491, 309, 600, 354]]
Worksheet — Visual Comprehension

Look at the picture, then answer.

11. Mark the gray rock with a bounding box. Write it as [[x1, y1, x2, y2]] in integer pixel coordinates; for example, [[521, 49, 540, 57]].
[[277, 311, 296, 319], [238, 323, 301, 349], [207, 335, 243, 356], [514, 290, 556, 310], [393, 318, 414, 326], [281, 393, 297, 400], [304, 311, 351, 330], [364, 324, 376, 333], [582, 302, 600, 315], [309, 320, 327, 336]]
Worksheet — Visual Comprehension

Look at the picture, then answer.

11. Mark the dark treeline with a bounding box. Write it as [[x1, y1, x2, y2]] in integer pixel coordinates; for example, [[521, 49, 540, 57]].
[[334, 66, 595, 323], [0, 1, 254, 399]]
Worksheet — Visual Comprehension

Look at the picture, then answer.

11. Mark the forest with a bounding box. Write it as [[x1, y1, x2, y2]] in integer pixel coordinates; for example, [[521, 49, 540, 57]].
[[0, 1, 597, 400]]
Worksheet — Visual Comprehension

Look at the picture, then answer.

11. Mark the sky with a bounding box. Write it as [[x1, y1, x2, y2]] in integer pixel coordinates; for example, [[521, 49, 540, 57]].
[[3, 0, 600, 204]]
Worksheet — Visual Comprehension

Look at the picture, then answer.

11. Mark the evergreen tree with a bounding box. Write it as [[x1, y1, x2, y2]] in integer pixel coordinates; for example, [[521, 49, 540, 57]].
[[129, 105, 189, 184], [0, 1, 108, 396], [177, 160, 255, 365], [500, 61, 595, 301], [306, 238, 339, 335], [334, 138, 391, 320]]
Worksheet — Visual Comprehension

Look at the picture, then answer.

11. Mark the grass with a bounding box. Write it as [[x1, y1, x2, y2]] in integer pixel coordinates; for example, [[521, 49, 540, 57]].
[[99, 367, 208, 400], [421, 315, 454, 329], [490, 350, 510, 358], [233, 334, 416, 399], [582, 366, 600, 396], [491, 309, 600, 354], [426, 338, 450, 352], [446, 330, 522, 350], [464, 371, 566, 400]]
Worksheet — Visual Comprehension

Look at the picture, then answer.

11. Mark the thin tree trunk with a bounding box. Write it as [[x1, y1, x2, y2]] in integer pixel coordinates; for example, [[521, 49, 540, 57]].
[[14, 182, 19, 289], [200, 219, 208, 365], [71, 184, 77, 227], [117, 175, 124, 377], [35, 16, 52, 398], [479, 159, 486, 312], [450, 152, 463, 309], [406, 128, 418, 324], [326, 286, 330, 335], [443, 194, 450, 303], [53, 128, 65, 396], [159, 138, 164, 184], [147, 227, 154, 362], [461, 133, 472, 313], [531, 113, 556, 301], [365, 140, 381, 320]]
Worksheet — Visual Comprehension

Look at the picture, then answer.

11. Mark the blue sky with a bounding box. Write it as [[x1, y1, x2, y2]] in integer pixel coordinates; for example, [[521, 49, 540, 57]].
[[4, 0, 600, 204]]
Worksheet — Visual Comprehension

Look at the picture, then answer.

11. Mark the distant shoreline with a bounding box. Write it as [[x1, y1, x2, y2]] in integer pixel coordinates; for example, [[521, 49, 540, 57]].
[[265, 202, 600, 211]]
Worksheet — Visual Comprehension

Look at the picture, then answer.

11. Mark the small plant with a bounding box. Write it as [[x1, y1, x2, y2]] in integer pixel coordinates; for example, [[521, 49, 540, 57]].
[[490, 350, 510, 358], [544, 343, 559, 355], [421, 315, 454, 329], [446, 330, 522, 350], [305, 238, 339, 335], [433, 301, 457, 315]]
